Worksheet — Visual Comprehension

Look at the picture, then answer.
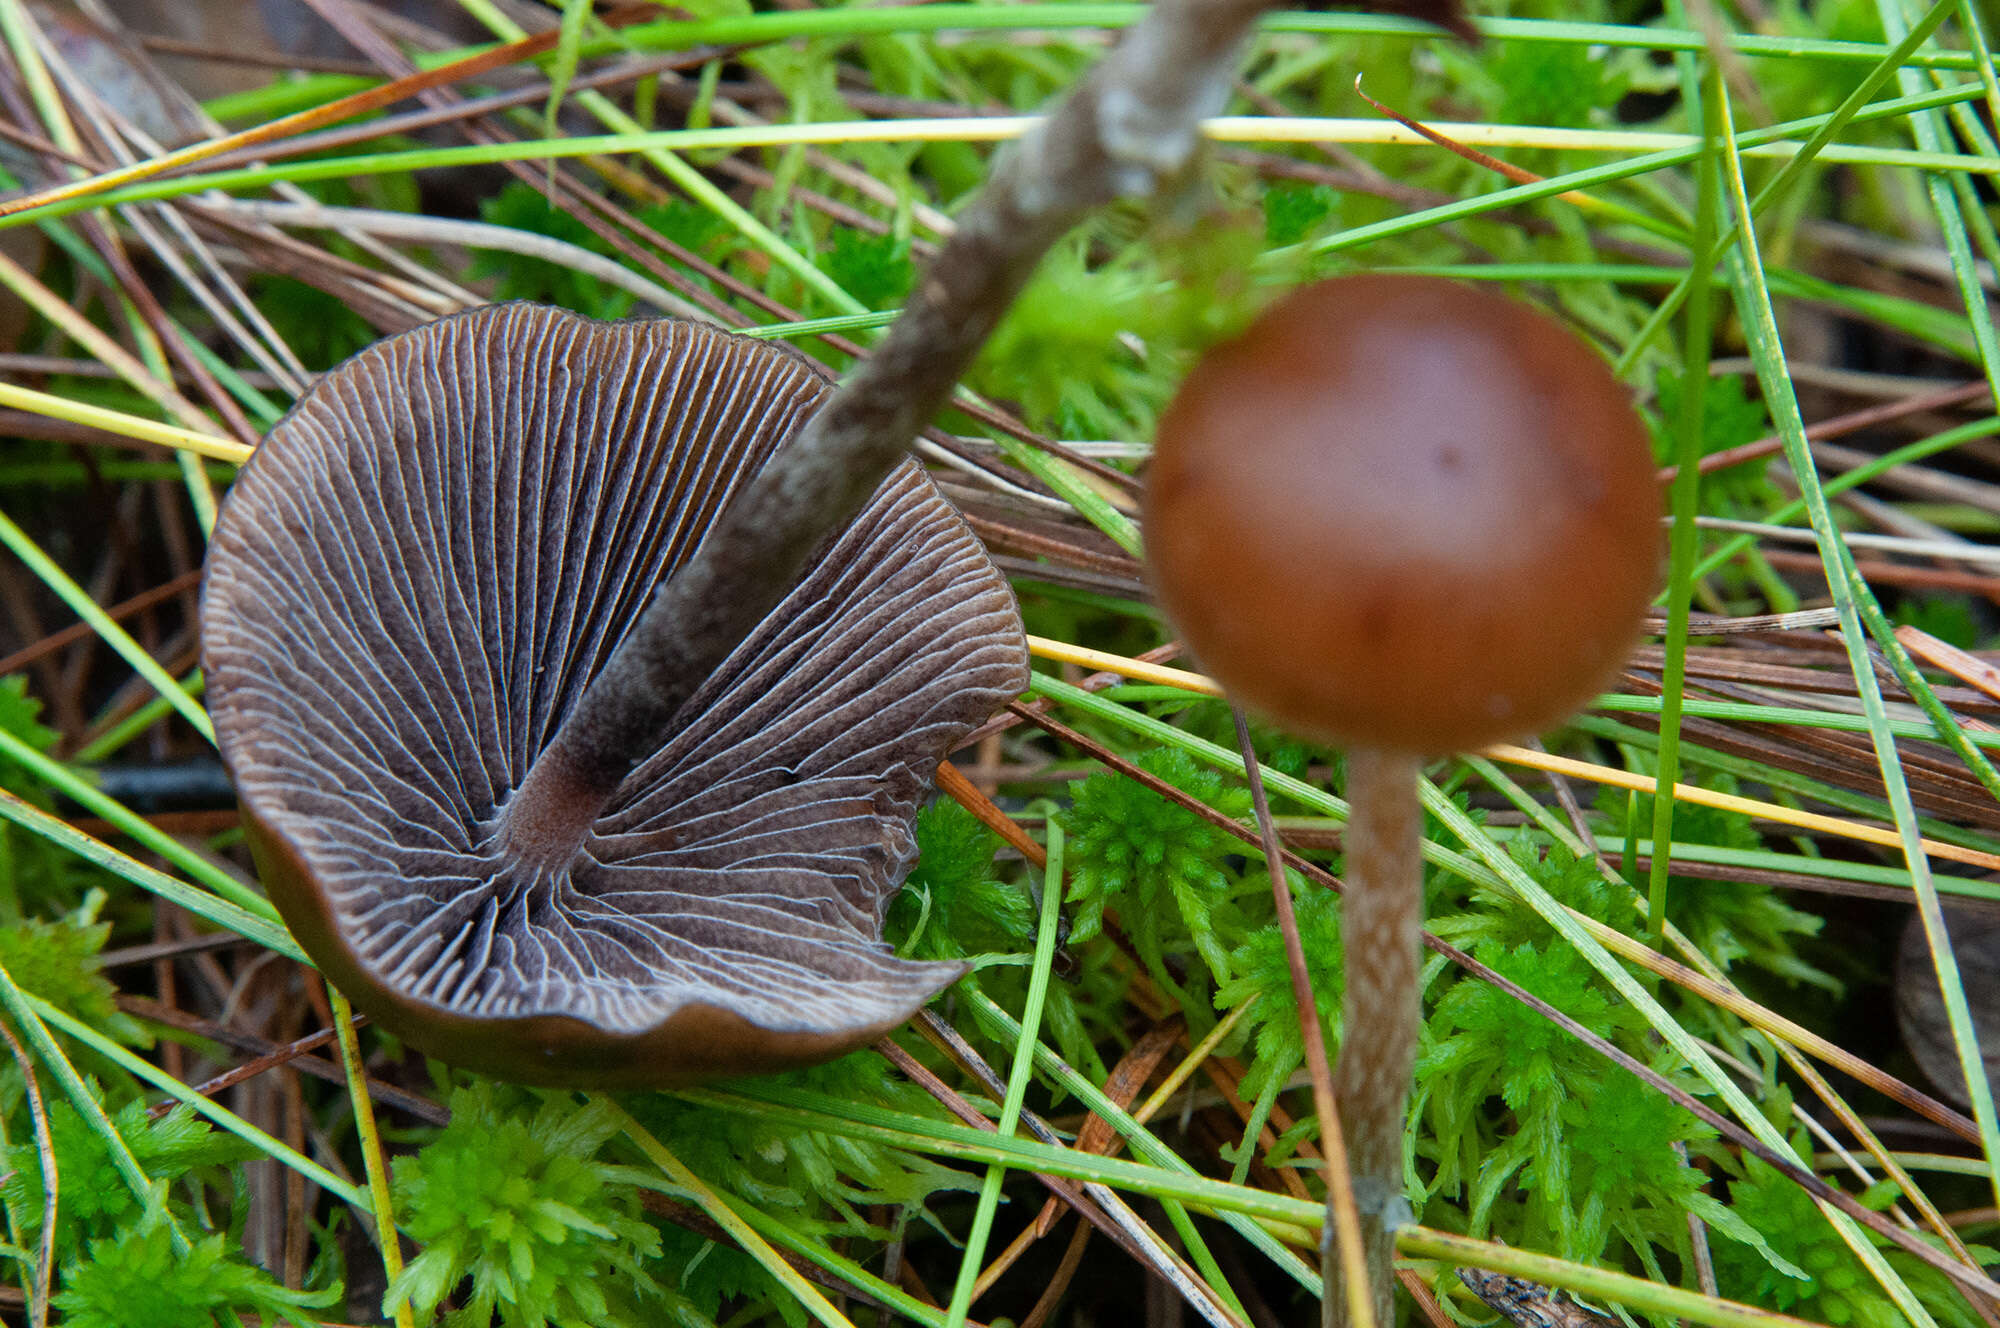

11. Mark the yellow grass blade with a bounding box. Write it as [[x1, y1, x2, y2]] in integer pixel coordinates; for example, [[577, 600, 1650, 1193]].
[[1021, 635, 2000, 872]]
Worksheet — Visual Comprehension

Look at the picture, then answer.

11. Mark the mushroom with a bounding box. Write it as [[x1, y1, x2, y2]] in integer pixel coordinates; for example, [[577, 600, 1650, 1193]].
[[1143, 274, 1659, 1320], [201, 302, 1029, 1087]]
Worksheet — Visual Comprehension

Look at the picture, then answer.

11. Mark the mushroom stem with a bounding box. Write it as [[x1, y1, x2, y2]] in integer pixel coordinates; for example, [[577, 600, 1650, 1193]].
[[1332, 746, 1423, 1328], [500, 0, 1286, 859], [498, 739, 614, 871]]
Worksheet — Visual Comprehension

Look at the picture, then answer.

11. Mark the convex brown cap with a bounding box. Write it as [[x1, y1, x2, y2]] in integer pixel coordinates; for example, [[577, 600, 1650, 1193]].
[[1144, 274, 1660, 754], [201, 304, 1029, 1086]]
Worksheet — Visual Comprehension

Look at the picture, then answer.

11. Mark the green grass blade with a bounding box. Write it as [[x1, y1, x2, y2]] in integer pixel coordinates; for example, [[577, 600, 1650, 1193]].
[[1650, 67, 1723, 939], [0, 787, 296, 957], [0, 726, 281, 924], [607, 1098, 861, 1328], [0, 510, 212, 743], [0, 952, 184, 1250], [1708, 60, 1964, 1326], [26, 994, 367, 1211], [944, 825, 1069, 1328], [72, 673, 206, 765]]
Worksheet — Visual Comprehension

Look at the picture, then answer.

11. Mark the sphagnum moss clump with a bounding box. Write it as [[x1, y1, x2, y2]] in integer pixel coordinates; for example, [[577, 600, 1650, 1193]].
[[387, 1086, 668, 1328]]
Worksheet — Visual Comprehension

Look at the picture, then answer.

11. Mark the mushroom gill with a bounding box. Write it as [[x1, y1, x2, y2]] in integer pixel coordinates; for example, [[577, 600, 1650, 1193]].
[[201, 303, 1029, 1086]]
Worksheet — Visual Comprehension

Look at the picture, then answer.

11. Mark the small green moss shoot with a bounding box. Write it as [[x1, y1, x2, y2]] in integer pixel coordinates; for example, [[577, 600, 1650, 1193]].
[[387, 1085, 669, 1328]]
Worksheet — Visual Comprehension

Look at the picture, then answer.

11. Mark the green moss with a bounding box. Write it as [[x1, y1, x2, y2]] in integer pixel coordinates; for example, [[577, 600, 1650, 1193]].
[[887, 799, 1028, 960], [55, 1210, 337, 1328], [1058, 748, 1255, 1031], [1215, 885, 1341, 1103], [387, 1085, 666, 1328], [0, 896, 147, 1050], [2, 1095, 253, 1260], [1713, 1120, 1996, 1328]]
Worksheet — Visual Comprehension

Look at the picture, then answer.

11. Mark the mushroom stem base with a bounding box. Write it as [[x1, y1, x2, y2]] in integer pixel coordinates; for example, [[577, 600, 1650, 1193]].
[[1332, 747, 1423, 1328], [496, 741, 616, 873]]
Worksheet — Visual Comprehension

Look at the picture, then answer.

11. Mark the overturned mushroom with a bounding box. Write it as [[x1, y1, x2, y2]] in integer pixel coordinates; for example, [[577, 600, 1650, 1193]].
[[201, 303, 1029, 1087]]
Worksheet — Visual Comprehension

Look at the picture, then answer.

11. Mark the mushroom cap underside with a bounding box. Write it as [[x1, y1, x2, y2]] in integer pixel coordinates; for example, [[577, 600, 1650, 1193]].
[[201, 303, 1030, 1084]]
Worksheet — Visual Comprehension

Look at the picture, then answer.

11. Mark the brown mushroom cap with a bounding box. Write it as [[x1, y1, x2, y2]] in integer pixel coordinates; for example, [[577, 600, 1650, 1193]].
[[201, 303, 1029, 1086], [1144, 274, 1660, 754]]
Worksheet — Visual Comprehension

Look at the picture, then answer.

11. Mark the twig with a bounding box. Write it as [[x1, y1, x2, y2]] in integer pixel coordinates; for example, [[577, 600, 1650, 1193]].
[[121, 995, 447, 1124], [1458, 1269, 1617, 1328], [0, 569, 201, 676]]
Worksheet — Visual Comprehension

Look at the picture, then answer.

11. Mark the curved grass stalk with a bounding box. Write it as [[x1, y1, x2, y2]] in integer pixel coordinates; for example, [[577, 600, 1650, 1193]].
[[0, 513, 212, 742], [190, 3, 1983, 129], [1712, 62, 2000, 1235], [26, 994, 366, 1211], [0, 729, 281, 925], [4, 80, 1997, 236], [597, 5, 1989, 70], [327, 985, 413, 1328], [213, 199, 709, 322], [605, 1099, 861, 1328]]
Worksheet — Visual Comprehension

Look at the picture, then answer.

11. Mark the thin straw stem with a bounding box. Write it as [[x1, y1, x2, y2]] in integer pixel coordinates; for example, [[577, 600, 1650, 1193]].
[[1231, 710, 1372, 1328]]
